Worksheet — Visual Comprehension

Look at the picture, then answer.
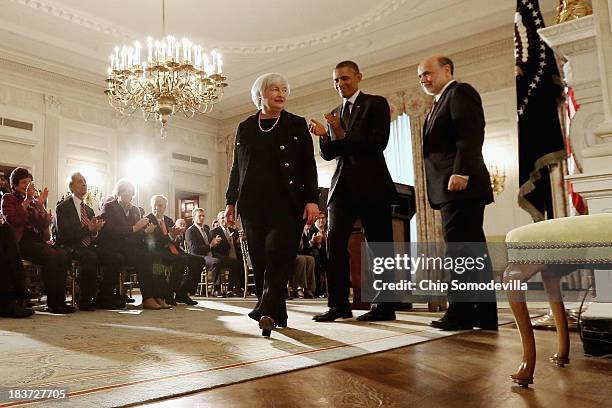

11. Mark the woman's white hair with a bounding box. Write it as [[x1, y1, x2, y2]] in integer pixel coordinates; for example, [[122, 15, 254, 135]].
[[250, 73, 290, 109]]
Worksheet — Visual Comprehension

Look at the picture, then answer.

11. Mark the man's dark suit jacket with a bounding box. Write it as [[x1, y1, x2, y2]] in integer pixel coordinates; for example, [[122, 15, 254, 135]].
[[98, 199, 145, 251], [185, 223, 213, 257], [320, 92, 397, 204], [210, 226, 242, 260], [145, 213, 181, 253], [56, 196, 96, 248], [423, 81, 494, 209], [226, 109, 319, 213]]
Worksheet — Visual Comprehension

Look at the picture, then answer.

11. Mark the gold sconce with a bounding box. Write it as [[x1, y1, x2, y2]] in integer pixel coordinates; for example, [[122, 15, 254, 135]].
[[483, 144, 509, 197], [489, 165, 506, 196]]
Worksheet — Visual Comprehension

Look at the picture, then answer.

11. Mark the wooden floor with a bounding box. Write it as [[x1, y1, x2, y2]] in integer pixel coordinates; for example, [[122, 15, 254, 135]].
[[136, 324, 612, 408]]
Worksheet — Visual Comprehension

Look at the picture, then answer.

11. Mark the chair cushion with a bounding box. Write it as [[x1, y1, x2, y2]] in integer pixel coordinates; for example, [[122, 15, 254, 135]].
[[505, 214, 612, 265]]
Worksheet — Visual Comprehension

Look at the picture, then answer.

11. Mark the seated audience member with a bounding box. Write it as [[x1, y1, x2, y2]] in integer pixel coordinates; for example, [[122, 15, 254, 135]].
[[98, 179, 170, 310], [145, 195, 203, 305], [210, 211, 244, 294], [306, 211, 328, 297], [185, 208, 226, 297], [0, 172, 10, 196], [0, 216, 35, 318], [1, 167, 72, 314], [56, 172, 124, 310], [293, 224, 316, 298], [173, 218, 188, 252]]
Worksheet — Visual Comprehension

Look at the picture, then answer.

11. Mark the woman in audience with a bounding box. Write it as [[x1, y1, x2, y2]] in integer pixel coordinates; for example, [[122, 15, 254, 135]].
[[225, 73, 319, 337], [0, 167, 72, 314]]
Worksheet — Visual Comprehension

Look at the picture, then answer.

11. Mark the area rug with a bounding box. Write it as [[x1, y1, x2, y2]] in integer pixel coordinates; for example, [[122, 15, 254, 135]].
[[0, 299, 536, 407]]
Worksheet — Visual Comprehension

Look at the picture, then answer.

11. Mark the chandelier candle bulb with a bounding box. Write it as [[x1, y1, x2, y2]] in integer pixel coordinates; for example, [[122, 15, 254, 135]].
[[203, 54, 210, 74], [147, 38, 153, 62], [134, 42, 141, 66], [211, 50, 217, 73], [127, 47, 133, 69]]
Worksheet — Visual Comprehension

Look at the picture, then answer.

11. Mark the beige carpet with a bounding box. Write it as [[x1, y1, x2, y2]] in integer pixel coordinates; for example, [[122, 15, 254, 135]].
[[0, 299, 535, 408]]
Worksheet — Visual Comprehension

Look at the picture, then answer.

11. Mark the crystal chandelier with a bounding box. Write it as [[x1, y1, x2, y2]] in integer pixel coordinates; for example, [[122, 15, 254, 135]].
[[104, 0, 227, 138]]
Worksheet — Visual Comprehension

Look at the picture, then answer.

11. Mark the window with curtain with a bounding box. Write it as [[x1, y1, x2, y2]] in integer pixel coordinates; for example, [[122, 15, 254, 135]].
[[383, 113, 417, 241], [384, 113, 413, 185]]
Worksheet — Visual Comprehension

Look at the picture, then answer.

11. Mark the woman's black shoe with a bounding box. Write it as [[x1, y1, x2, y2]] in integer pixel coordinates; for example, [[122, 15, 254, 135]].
[[259, 315, 276, 337], [248, 309, 261, 322]]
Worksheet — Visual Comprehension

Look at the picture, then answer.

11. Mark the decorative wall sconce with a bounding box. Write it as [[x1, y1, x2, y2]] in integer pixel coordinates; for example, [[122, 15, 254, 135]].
[[489, 164, 506, 196]]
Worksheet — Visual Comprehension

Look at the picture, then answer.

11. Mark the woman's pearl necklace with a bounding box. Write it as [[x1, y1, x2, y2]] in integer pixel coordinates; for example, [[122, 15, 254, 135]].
[[258, 112, 281, 133]]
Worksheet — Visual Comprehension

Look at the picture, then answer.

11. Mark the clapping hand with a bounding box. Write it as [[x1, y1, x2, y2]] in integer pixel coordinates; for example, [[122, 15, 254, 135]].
[[309, 119, 328, 139], [37, 187, 49, 208], [133, 218, 149, 232], [324, 113, 345, 140], [144, 223, 156, 234], [86, 218, 105, 233], [211, 235, 222, 247], [169, 226, 185, 238]]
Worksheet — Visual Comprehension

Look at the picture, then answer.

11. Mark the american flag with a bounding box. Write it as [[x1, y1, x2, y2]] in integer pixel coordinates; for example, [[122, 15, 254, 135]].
[[515, 0, 566, 221]]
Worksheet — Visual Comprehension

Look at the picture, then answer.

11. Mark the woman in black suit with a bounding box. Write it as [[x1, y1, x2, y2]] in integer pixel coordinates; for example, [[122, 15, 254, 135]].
[[225, 73, 319, 337]]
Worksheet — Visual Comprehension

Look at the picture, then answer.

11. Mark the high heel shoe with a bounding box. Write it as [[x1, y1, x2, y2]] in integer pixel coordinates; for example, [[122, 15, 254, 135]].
[[259, 315, 276, 337]]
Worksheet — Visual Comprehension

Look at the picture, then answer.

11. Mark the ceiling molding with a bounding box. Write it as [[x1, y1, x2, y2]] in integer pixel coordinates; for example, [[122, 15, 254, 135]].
[[9, 0, 416, 55], [8, 0, 138, 42]]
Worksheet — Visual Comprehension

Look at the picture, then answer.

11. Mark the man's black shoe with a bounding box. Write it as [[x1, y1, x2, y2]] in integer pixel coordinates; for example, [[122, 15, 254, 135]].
[[124, 295, 136, 304], [473, 321, 498, 330], [45, 304, 76, 314], [356, 310, 396, 321], [430, 318, 473, 331], [165, 296, 178, 306], [312, 307, 353, 322], [95, 297, 122, 310], [0, 300, 35, 318], [213, 290, 224, 298], [175, 294, 198, 305], [78, 301, 96, 311]]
